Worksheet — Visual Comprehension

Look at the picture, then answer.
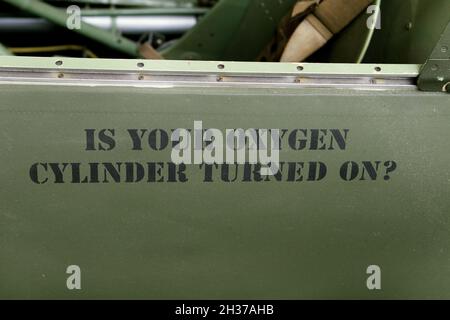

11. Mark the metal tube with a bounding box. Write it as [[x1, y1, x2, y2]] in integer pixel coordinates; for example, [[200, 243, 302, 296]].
[[46, 0, 197, 7], [3, 0, 140, 57], [84, 16, 196, 34], [0, 16, 197, 34], [80, 8, 209, 17]]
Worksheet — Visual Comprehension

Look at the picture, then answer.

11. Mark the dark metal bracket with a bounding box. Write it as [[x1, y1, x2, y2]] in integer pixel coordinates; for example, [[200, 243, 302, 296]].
[[418, 21, 450, 92]]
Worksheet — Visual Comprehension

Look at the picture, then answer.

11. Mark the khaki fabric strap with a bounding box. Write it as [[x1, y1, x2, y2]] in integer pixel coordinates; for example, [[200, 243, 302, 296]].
[[315, 0, 374, 34], [281, 0, 374, 62], [139, 43, 163, 60]]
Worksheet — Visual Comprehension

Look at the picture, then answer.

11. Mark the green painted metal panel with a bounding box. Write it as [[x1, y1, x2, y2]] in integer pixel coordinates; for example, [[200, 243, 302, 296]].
[[0, 57, 449, 299], [364, 0, 450, 64], [162, 0, 298, 60], [161, 0, 450, 64], [0, 56, 421, 76], [418, 22, 450, 92]]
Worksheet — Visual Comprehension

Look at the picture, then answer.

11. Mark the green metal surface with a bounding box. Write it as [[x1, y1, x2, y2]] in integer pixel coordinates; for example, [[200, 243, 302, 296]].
[[4, 0, 141, 58], [364, 0, 450, 64], [162, 0, 297, 60], [160, 0, 450, 64], [417, 22, 450, 92], [0, 57, 449, 299], [0, 56, 421, 76]]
